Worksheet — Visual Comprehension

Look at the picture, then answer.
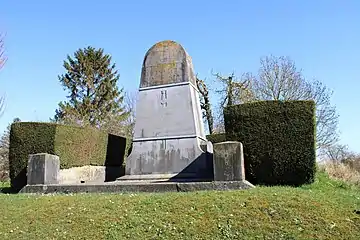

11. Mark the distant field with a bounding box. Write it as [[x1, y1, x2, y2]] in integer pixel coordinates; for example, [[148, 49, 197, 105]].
[[0, 171, 359, 240]]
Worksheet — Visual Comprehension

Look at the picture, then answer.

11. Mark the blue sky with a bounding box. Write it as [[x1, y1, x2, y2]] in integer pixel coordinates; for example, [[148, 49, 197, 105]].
[[0, 1, 359, 152]]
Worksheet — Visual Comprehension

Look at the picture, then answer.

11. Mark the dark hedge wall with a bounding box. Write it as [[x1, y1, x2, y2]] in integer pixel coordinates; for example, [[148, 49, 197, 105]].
[[206, 133, 226, 144], [224, 100, 316, 186], [9, 122, 129, 190]]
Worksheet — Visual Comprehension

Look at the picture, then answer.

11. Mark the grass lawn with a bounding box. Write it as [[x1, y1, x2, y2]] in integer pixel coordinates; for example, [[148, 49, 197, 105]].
[[0, 171, 359, 240]]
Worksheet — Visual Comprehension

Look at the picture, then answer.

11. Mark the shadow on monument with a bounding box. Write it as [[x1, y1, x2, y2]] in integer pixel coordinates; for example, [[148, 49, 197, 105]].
[[166, 151, 214, 182], [104, 134, 129, 181]]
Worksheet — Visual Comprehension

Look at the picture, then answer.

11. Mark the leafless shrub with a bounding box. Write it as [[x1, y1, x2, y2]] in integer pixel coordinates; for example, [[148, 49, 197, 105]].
[[321, 161, 360, 186]]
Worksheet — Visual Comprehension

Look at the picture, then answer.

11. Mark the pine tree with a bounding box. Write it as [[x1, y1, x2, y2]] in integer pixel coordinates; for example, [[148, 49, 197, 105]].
[[53, 46, 130, 135]]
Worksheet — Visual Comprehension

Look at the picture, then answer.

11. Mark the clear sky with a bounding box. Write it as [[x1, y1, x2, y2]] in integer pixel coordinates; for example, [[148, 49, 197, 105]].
[[0, 1, 359, 152]]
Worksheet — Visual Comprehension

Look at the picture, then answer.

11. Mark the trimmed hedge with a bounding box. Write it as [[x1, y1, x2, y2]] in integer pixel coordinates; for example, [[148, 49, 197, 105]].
[[206, 133, 226, 144], [9, 122, 130, 190], [224, 100, 316, 186]]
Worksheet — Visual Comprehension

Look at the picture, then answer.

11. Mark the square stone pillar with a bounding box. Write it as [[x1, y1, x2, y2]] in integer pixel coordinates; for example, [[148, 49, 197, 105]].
[[27, 153, 60, 185], [213, 141, 245, 181]]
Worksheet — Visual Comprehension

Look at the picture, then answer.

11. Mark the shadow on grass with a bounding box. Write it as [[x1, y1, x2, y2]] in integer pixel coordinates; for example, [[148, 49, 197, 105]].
[[0, 182, 18, 194], [0, 186, 16, 194]]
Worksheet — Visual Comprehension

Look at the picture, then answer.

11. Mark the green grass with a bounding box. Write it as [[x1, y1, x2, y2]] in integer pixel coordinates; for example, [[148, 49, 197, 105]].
[[0, 171, 359, 240], [0, 181, 10, 188]]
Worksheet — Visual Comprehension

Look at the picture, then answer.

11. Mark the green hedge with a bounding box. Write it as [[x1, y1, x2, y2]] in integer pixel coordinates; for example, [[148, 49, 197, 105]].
[[9, 122, 130, 190], [206, 133, 226, 144], [224, 100, 316, 186]]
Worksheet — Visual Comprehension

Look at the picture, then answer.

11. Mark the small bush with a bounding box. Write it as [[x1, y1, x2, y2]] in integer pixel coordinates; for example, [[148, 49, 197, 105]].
[[224, 100, 316, 186], [0, 161, 9, 181], [206, 133, 226, 144], [320, 161, 360, 186], [9, 122, 129, 190], [343, 156, 360, 173]]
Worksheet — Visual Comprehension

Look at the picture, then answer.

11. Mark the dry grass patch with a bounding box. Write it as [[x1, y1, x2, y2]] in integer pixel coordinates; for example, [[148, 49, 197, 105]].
[[320, 161, 360, 186]]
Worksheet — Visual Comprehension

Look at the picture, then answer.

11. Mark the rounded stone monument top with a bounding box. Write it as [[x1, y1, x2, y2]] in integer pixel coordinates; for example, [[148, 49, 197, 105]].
[[152, 40, 179, 49], [140, 40, 196, 88]]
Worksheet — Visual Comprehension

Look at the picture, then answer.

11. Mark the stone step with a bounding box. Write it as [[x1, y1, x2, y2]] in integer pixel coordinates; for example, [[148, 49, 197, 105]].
[[20, 180, 255, 194]]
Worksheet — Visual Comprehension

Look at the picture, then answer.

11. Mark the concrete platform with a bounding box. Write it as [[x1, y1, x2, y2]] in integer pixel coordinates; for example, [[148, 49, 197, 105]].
[[19, 180, 255, 194]]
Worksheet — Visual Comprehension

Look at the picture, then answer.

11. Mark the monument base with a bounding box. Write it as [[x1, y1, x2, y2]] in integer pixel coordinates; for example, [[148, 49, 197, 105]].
[[19, 180, 255, 194], [116, 172, 212, 182]]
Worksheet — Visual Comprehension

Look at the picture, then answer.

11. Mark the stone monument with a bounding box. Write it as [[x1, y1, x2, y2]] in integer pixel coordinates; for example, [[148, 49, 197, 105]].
[[19, 40, 254, 194], [118, 40, 213, 181]]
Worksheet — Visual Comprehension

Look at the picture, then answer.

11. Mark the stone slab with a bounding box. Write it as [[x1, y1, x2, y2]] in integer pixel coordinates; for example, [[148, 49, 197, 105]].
[[59, 166, 124, 184], [19, 180, 254, 194], [213, 141, 245, 181], [27, 153, 60, 185]]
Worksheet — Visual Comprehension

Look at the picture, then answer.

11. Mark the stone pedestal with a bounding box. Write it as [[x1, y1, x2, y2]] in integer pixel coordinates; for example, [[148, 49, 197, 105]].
[[118, 40, 213, 181], [27, 153, 60, 185], [213, 141, 245, 181]]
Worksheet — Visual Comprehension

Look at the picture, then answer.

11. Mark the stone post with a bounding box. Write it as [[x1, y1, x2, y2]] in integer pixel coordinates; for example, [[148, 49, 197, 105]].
[[27, 153, 60, 185], [213, 141, 245, 181]]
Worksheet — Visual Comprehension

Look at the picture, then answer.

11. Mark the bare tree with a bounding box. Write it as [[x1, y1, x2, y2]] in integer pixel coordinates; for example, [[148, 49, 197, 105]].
[[196, 77, 214, 134], [323, 143, 360, 173], [245, 55, 339, 151], [0, 118, 21, 180], [0, 33, 7, 117], [213, 71, 254, 107], [123, 90, 138, 137], [0, 95, 4, 118], [0, 33, 6, 70], [324, 144, 353, 163], [251, 56, 310, 101], [212, 71, 255, 132]]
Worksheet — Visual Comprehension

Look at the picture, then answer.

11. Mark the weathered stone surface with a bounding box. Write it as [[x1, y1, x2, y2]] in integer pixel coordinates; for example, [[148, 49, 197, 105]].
[[58, 166, 124, 184], [213, 141, 245, 181], [140, 40, 196, 88], [27, 153, 60, 185], [20, 180, 254, 194], [119, 40, 211, 181]]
